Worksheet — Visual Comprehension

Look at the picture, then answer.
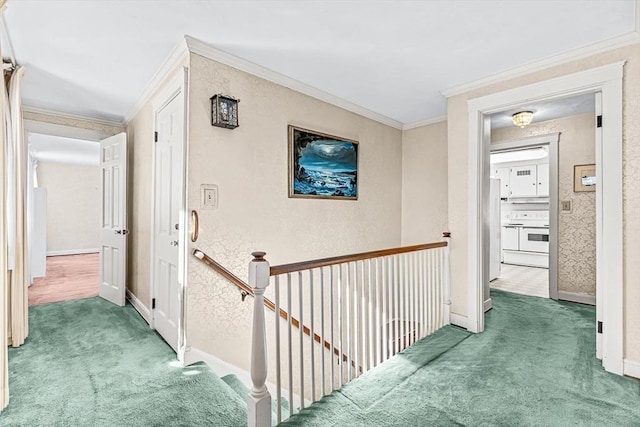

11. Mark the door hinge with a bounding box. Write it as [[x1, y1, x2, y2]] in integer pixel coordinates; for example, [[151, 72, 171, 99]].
[[154, 131, 158, 142], [597, 321, 603, 334], [597, 115, 602, 128], [152, 298, 156, 310]]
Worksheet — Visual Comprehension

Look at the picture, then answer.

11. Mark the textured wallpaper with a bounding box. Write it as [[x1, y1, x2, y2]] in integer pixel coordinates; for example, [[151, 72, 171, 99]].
[[492, 113, 596, 297], [24, 111, 124, 136], [185, 53, 403, 371], [401, 121, 449, 245]]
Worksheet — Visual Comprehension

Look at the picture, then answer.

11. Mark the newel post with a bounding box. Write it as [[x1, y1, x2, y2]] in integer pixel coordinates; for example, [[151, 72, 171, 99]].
[[442, 232, 452, 325], [247, 251, 272, 427]]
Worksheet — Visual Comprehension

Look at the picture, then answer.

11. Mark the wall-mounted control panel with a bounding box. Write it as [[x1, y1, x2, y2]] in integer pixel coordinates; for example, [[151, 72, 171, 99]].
[[201, 184, 219, 209]]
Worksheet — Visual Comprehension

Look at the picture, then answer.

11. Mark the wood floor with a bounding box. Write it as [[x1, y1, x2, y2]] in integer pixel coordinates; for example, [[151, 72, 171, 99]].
[[29, 253, 100, 306]]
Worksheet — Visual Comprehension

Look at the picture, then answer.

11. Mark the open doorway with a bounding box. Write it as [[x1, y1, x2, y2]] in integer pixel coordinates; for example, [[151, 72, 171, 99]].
[[26, 132, 101, 306], [466, 63, 623, 375], [484, 93, 597, 306]]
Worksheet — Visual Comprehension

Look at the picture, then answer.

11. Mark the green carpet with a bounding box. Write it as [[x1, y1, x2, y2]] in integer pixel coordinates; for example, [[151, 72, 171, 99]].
[[1, 297, 247, 426], [282, 290, 640, 426]]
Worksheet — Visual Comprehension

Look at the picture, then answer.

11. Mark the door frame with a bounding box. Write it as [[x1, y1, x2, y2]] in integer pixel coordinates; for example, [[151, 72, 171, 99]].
[[466, 61, 624, 375], [490, 133, 560, 300], [149, 67, 189, 361]]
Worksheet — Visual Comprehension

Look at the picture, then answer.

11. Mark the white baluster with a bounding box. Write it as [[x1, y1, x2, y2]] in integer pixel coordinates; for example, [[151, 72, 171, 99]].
[[442, 232, 451, 326], [274, 276, 282, 424], [247, 252, 272, 427]]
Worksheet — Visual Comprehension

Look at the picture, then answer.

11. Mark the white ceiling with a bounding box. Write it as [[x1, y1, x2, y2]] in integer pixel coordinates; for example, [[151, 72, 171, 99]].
[[29, 133, 99, 166], [5, 0, 638, 125]]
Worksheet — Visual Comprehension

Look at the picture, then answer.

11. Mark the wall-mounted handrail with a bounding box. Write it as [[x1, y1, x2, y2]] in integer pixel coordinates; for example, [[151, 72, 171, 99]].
[[269, 241, 447, 276], [192, 249, 350, 363]]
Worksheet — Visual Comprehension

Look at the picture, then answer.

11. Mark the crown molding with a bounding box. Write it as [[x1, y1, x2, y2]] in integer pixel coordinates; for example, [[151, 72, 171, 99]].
[[123, 37, 189, 125], [402, 114, 447, 131], [441, 31, 640, 98], [23, 105, 123, 128], [184, 35, 404, 130]]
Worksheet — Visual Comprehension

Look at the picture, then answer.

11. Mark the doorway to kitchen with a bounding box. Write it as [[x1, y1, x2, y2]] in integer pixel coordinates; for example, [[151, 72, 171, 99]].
[[487, 133, 558, 302]]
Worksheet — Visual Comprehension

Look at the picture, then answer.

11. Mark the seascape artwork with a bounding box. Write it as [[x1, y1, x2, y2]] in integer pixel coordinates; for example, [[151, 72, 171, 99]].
[[288, 126, 358, 200]]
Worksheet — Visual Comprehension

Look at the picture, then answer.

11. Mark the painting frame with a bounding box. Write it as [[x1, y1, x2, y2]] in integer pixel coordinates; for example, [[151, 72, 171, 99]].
[[574, 164, 596, 192], [288, 125, 359, 200]]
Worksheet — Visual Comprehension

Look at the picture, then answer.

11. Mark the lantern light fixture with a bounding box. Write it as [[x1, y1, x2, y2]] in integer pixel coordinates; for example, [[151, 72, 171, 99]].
[[210, 94, 239, 129], [512, 111, 533, 128]]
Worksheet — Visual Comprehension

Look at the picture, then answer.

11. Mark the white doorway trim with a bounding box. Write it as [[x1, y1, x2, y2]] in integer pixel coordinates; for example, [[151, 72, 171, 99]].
[[466, 61, 624, 375], [149, 67, 189, 362]]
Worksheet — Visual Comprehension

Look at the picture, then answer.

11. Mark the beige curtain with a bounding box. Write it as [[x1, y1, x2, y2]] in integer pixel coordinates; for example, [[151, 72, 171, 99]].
[[8, 65, 27, 348], [0, 0, 9, 409]]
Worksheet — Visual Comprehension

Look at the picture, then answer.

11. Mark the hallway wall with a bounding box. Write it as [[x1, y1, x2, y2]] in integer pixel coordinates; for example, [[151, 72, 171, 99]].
[[37, 162, 100, 254], [186, 52, 403, 372], [401, 121, 448, 245]]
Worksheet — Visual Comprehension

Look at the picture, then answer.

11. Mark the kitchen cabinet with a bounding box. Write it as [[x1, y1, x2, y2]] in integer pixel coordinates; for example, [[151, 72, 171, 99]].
[[536, 163, 549, 196], [509, 165, 537, 197], [492, 167, 510, 198]]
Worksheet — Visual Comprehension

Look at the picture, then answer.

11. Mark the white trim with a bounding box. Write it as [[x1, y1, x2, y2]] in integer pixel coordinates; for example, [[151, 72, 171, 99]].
[[184, 35, 403, 130], [126, 289, 151, 324], [23, 105, 123, 129], [483, 298, 492, 312], [466, 61, 624, 375], [402, 115, 447, 131], [123, 38, 189, 125], [558, 291, 596, 306], [449, 313, 469, 330], [24, 119, 114, 142], [441, 33, 639, 98], [183, 346, 306, 407], [623, 358, 640, 379], [46, 248, 99, 256]]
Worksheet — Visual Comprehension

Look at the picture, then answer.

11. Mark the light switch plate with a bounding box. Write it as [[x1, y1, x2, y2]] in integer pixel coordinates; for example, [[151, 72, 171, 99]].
[[201, 184, 219, 209], [561, 200, 572, 213]]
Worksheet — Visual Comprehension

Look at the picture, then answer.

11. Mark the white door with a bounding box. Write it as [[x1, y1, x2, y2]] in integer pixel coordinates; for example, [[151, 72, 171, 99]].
[[509, 165, 537, 197], [152, 91, 185, 351], [99, 133, 128, 306], [537, 163, 549, 196]]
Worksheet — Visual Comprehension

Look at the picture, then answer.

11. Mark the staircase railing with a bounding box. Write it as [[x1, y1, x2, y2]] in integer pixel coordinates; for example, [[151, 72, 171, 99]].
[[194, 232, 451, 427]]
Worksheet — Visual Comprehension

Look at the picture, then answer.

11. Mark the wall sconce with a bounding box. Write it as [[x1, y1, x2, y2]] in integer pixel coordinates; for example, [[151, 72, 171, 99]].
[[210, 94, 239, 129]]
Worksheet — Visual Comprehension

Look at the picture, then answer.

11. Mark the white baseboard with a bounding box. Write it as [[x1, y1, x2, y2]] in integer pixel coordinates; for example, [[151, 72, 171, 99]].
[[450, 313, 469, 330], [484, 298, 493, 312], [126, 290, 151, 324], [47, 248, 99, 256], [558, 291, 596, 306], [623, 359, 640, 379]]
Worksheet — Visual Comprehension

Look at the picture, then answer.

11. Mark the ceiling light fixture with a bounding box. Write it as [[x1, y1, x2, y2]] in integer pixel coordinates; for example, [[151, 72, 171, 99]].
[[512, 111, 533, 128]]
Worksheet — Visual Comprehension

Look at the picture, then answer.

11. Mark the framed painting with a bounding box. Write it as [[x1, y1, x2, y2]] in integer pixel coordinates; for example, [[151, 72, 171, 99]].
[[574, 164, 596, 192], [288, 125, 358, 200]]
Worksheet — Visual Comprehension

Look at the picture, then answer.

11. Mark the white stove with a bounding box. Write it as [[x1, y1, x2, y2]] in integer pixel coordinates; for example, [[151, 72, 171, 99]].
[[501, 210, 549, 268]]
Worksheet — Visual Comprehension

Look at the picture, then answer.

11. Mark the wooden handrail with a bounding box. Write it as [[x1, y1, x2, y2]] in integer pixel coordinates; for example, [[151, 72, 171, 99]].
[[269, 241, 448, 276], [194, 249, 253, 296], [192, 249, 351, 364]]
